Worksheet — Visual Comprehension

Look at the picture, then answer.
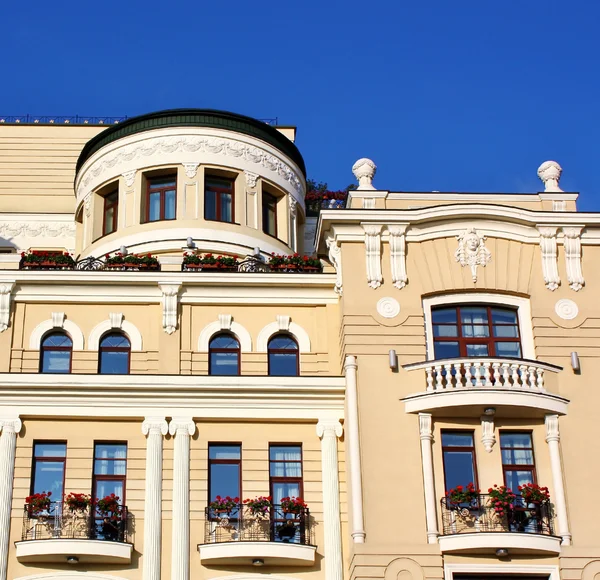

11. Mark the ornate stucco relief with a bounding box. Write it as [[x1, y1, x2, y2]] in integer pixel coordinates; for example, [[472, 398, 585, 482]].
[[362, 224, 383, 289], [538, 227, 560, 291], [325, 235, 343, 295], [563, 227, 584, 291], [388, 225, 408, 290], [159, 283, 181, 335], [455, 228, 492, 283]]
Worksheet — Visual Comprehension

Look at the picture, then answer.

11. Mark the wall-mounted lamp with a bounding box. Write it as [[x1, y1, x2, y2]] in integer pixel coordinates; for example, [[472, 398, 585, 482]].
[[495, 548, 508, 558], [119, 245, 128, 256], [66, 556, 79, 565], [389, 349, 398, 371], [253, 246, 261, 256], [252, 559, 264, 567], [483, 407, 496, 416], [186, 237, 195, 249], [571, 351, 580, 373]]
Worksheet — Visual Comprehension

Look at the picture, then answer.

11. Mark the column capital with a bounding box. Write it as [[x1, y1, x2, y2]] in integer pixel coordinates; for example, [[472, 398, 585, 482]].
[[142, 417, 168, 437], [0, 417, 22, 435], [545, 414, 560, 443], [344, 355, 358, 370], [317, 419, 343, 439], [169, 417, 196, 437], [419, 413, 433, 441]]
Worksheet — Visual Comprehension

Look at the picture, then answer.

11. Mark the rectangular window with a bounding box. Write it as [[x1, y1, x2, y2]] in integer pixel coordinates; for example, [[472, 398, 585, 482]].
[[31, 442, 67, 500], [269, 444, 303, 503], [501, 432, 536, 491], [92, 443, 127, 503], [262, 192, 278, 237], [441, 431, 478, 492], [145, 176, 176, 222], [103, 190, 119, 236], [208, 444, 241, 503], [432, 305, 521, 359], [205, 177, 234, 223]]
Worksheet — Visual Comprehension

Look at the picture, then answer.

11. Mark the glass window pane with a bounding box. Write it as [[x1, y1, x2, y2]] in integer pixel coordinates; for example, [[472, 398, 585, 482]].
[[466, 344, 489, 357], [269, 336, 298, 350], [165, 189, 176, 219], [442, 433, 474, 447], [210, 352, 239, 375], [100, 351, 129, 374], [94, 459, 126, 475], [433, 325, 458, 337], [95, 479, 124, 501], [150, 178, 176, 189], [432, 308, 457, 324], [501, 449, 534, 465], [443, 451, 476, 490], [272, 481, 300, 504], [462, 324, 489, 338], [205, 190, 216, 220], [491, 308, 518, 325], [34, 443, 66, 458], [42, 350, 71, 373], [493, 325, 519, 338], [270, 446, 301, 461], [33, 461, 65, 496], [210, 334, 239, 349], [43, 333, 72, 347], [220, 193, 232, 223], [104, 206, 115, 235], [434, 341, 460, 359], [148, 191, 161, 222], [100, 334, 130, 348], [495, 341, 522, 358], [209, 464, 240, 500], [269, 352, 298, 376], [209, 446, 241, 460], [504, 470, 534, 490], [501, 433, 533, 449], [461, 307, 489, 325]]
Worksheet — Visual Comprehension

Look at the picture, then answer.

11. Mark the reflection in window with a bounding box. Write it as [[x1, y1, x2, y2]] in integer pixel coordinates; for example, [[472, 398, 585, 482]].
[[40, 332, 72, 373], [262, 192, 277, 237], [103, 190, 119, 236], [268, 334, 299, 376], [205, 177, 234, 223], [209, 333, 240, 375], [441, 431, 478, 492], [31, 442, 67, 500], [501, 432, 537, 491], [208, 444, 241, 509], [93, 443, 127, 502], [432, 305, 521, 359], [99, 333, 131, 374], [146, 176, 176, 222], [270, 445, 302, 503]]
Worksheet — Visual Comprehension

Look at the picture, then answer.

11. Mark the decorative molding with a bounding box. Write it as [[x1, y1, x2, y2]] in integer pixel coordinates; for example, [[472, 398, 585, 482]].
[[109, 312, 124, 329], [276, 315, 291, 331], [0, 416, 22, 434], [362, 198, 375, 209], [538, 160, 563, 192], [445, 564, 560, 580], [0, 222, 75, 238], [481, 415, 496, 453], [84, 194, 92, 218], [158, 283, 181, 335], [289, 195, 298, 215], [142, 417, 169, 436], [352, 158, 376, 190], [256, 319, 311, 353], [563, 227, 584, 291], [122, 170, 136, 188], [244, 170, 259, 189], [555, 299, 579, 320], [538, 227, 560, 291], [51, 312, 65, 328], [218, 314, 232, 331], [316, 419, 343, 439], [388, 224, 408, 289], [198, 319, 253, 352], [168, 416, 196, 437], [325, 235, 342, 295], [0, 282, 14, 332], [419, 413, 433, 440], [455, 227, 491, 283], [545, 414, 560, 443], [182, 163, 199, 179], [88, 318, 143, 351], [553, 200, 567, 211], [362, 224, 383, 289], [29, 318, 85, 350], [376, 297, 400, 319]]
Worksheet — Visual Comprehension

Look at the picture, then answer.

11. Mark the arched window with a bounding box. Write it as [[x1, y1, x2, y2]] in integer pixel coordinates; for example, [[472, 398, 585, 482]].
[[99, 333, 131, 374], [40, 332, 73, 373], [268, 334, 299, 376], [209, 333, 240, 376]]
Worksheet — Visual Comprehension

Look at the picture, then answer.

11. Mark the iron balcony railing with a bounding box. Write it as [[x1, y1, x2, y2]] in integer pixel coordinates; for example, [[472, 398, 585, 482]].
[[203, 503, 312, 545], [22, 501, 129, 543], [440, 494, 554, 536]]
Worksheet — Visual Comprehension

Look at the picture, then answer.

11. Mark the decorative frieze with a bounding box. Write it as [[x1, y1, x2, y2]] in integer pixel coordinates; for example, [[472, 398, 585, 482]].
[[563, 227, 584, 291], [388, 225, 408, 289], [455, 228, 491, 283], [0, 283, 14, 333], [159, 283, 181, 335], [538, 227, 560, 291], [362, 224, 383, 289]]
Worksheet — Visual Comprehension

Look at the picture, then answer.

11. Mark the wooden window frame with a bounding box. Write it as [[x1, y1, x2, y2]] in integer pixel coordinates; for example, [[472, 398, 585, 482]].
[[204, 177, 235, 224], [40, 331, 73, 374], [102, 190, 119, 236], [267, 334, 299, 376], [441, 430, 479, 492], [268, 443, 304, 500], [98, 332, 131, 375], [30, 440, 67, 496], [500, 430, 537, 486], [145, 175, 177, 223], [92, 442, 128, 505], [208, 333, 241, 376], [433, 305, 521, 358], [207, 443, 242, 503], [262, 192, 278, 238]]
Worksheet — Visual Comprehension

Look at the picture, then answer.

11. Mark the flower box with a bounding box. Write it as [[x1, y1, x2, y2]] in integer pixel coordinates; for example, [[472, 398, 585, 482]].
[[104, 252, 160, 271], [20, 251, 75, 270], [183, 252, 239, 270]]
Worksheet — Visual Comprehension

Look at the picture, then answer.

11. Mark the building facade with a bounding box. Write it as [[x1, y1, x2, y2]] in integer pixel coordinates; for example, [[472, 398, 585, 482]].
[[0, 109, 598, 580]]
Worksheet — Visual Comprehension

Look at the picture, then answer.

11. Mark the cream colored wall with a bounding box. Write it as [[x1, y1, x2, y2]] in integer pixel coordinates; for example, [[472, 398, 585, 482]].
[[8, 418, 344, 580], [0, 125, 104, 214]]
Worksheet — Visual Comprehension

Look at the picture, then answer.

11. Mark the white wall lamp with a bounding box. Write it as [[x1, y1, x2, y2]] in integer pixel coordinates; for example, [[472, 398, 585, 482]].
[[186, 237, 195, 249], [389, 349, 398, 372]]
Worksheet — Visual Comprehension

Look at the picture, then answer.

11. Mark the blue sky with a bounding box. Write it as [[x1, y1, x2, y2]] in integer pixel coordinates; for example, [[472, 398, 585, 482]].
[[3, 0, 599, 209]]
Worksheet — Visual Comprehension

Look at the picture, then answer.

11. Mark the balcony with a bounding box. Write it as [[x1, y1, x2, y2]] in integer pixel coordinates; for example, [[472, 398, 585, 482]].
[[402, 357, 567, 417], [15, 501, 132, 564], [198, 503, 316, 567], [439, 494, 561, 555]]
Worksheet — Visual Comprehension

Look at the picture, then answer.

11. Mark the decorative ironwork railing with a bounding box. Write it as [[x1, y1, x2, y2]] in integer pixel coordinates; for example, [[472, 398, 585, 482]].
[[182, 255, 322, 273], [21, 501, 129, 543], [440, 494, 554, 536], [306, 198, 347, 217], [203, 503, 312, 545], [0, 115, 278, 126], [403, 358, 561, 392]]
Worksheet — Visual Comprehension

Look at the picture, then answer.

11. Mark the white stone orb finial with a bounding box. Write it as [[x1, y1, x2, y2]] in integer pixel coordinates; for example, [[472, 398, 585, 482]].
[[537, 160, 563, 192], [352, 158, 377, 190]]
